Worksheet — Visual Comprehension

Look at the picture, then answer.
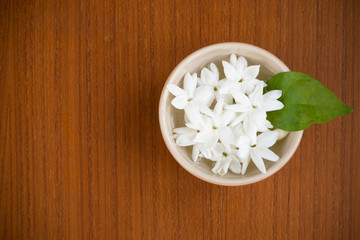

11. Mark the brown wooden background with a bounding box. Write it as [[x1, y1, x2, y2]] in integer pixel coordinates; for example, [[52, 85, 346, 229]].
[[0, 0, 359, 239]]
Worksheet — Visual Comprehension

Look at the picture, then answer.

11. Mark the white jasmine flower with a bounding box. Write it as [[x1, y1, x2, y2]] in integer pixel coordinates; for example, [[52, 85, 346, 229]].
[[177, 102, 215, 145], [185, 100, 236, 151], [173, 126, 213, 163], [173, 104, 215, 162], [234, 134, 252, 162], [198, 63, 233, 104], [167, 72, 213, 116], [209, 143, 241, 175], [207, 99, 236, 150], [226, 82, 283, 143], [220, 54, 261, 95], [176, 100, 236, 162], [199, 63, 220, 89], [226, 83, 270, 143], [240, 130, 280, 174]]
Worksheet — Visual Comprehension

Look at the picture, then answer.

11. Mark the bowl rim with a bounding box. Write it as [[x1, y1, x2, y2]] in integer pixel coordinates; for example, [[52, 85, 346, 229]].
[[159, 42, 303, 186]]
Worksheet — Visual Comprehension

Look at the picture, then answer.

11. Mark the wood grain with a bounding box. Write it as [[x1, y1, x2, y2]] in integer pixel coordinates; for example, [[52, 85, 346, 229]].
[[0, 0, 359, 239]]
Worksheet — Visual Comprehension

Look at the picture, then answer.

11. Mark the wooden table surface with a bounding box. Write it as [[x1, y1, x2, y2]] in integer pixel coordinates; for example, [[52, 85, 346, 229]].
[[1, 0, 359, 239]]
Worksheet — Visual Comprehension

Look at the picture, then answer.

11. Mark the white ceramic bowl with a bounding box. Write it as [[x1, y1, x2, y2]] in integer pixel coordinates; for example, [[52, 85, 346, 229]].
[[159, 42, 303, 186]]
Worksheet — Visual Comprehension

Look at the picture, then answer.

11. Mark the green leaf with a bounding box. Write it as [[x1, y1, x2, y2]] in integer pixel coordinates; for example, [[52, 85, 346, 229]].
[[265, 72, 353, 131]]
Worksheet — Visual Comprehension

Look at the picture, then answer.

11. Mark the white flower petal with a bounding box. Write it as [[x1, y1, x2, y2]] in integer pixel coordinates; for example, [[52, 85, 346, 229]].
[[250, 108, 268, 132], [193, 131, 210, 143], [209, 63, 219, 80], [209, 154, 221, 162], [264, 119, 273, 129], [173, 127, 193, 134], [218, 80, 240, 94], [212, 143, 225, 156], [211, 160, 222, 173], [257, 131, 279, 149], [231, 113, 247, 126], [256, 123, 270, 133], [193, 86, 214, 105], [225, 104, 251, 113], [238, 144, 251, 160], [229, 125, 244, 137], [193, 125, 213, 143], [236, 135, 251, 146], [201, 68, 214, 86], [242, 65, 260, 81], [199, 104, 214, 117], [250, 108, 267, 123], [201, 65, 218, 86], [167, 84, 185, 96], [185, 122, 199, 130], [257, 148, 279, 162], [230, 54, 237, 66], [229, 159, 241, 174], [192, 144, 201, 162], [218, 127, 235, 151], [244, 117, 257, 145], [249, 82, 264, 107], [263, 100, 284, 112], [222, 61, 240, 82], [242, 80, 259, 95], [176, 132, 196, 146], [213, 98, 224, 117], [204, 135, 218, 149], [219, 110, 236, 127], [171, 95, 187, 109], [236, 56, 248, 70], [216, 92, 233, 105], [250, 149, 266, 174], [264, 90, 282, 100], [212, 158, 231, 175], [201, 147, 213, 159], [197, 78, 206, 86], [241, 156, 251, 175], [184, 102, 202, 125], [275, 128, 289, 140], [184, 72, 197, 96], [230, 90, 252, 106]]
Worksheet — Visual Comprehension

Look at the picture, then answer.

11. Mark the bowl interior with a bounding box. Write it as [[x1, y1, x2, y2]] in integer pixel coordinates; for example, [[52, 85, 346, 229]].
[[159, 43, 303, 185]]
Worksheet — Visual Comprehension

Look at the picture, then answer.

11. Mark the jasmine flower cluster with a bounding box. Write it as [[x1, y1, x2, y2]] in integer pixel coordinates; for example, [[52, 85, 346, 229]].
[[167, 54, 285, 175]]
